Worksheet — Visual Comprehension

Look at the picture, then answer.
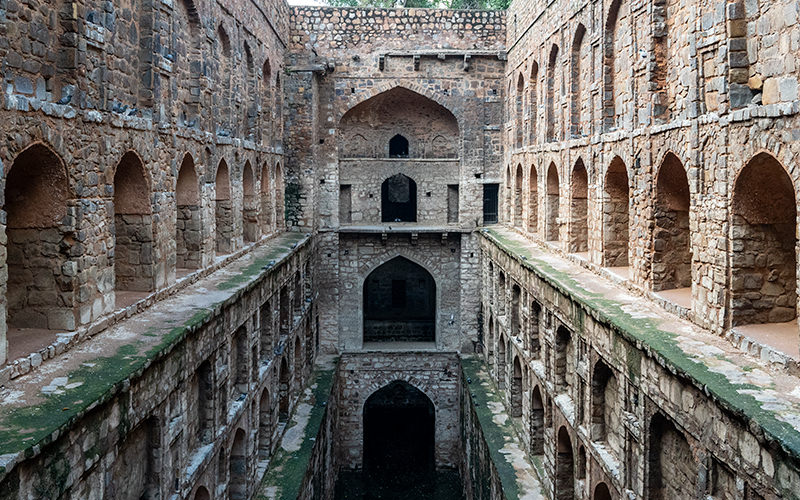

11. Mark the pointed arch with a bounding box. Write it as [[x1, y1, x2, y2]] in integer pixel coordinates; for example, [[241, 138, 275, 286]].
[[528, 164, 539, 233], [381, 174, 417, 223], [529, 62, 539, 143], [570, 158, 588, 253], [653, 152, 691, 291], [514, 164, 524, 227], [511, 355, 523, 417], [603, 156, 630, 267], [556, 427, 575, 500], [5, 143, 74, 331], [530, 385, 544, 454], [260, 163, 273, 233], [215, 159, 233, 253], [275, 162, 284, 230], [570, 24, 587, 137], [546, 162, 560, 242], [546, 44, 560, 142], [516, 73, 525, 148], [229, 428, 247, 499], [243, 161, 258, 243], [113, 151, 155, 294], [731, 152, 797, 327], [363, 256, 435, 342], [603, 0, 624, 131]]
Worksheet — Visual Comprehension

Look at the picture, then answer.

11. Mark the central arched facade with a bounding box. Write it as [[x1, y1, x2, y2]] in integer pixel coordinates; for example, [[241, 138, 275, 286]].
[[363, 256, 435, 342], [363, 380, 435, 491]]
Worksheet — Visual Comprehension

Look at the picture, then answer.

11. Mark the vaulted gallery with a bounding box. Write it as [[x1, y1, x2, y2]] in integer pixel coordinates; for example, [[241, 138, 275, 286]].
[[1, 0, 800, 499]]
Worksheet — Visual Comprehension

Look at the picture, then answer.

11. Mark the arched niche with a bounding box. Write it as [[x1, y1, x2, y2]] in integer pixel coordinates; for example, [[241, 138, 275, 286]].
[[363, 256, 435, 342], [338, 87, 459, 159]]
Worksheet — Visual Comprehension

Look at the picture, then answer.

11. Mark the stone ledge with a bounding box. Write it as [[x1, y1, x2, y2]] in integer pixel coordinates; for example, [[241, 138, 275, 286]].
[[256, 358, 338, 500], [3, 230, 292, 383], [0, 232, 310, 479], [482, 227, 800, 462], [461, 356, 545, 499]]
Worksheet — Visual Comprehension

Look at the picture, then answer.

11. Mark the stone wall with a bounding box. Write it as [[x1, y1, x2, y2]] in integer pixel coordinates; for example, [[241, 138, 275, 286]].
[[503, 0, 800, 353], [335, 352, 461, 471], [481, 232, 800, 499], [0, 235, 316, 500], [0, 0, 290, 366]]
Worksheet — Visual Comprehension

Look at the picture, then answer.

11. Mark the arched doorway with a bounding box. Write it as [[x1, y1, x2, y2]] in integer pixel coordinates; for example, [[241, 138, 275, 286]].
[[113, 152, 154, 294], [176, 154, 201, 271], [653, 153, 691, 293], [215, 159, 232, 254], [278, 357, 290, 422], [363, 257, 435, 342], [229, 428, 247, 499], [556, 426, 575, 500], [603, 157, 629, 268], [731, 153, 796, 328], [381, 174, 417, 222], [363, 381, 435, 492]]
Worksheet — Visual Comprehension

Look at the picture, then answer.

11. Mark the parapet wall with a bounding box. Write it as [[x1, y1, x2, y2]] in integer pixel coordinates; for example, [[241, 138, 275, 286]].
[[289, 7, 505, 54]]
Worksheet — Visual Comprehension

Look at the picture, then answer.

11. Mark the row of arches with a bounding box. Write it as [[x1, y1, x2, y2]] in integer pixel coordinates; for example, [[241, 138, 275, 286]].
[[510, 0, 694, 147], [484, 295, 709, 500], [4, 143, 286, 353], [505, 151, 797, 335], [177, 0, 282, 142]]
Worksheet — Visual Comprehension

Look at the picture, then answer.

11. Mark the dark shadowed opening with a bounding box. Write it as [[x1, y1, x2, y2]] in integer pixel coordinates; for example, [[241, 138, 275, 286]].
[[363, 381, 435, 492], [389, 134, 409, 157], [363, 257, 435, 342], [381, 174, 417, 222]]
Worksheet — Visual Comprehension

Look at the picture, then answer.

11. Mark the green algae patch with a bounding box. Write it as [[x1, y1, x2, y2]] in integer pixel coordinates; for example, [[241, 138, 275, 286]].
[[0, 343, 147, 456], [257, 361, 337, 500], [462, 357, 526, 499], [482, 229, 800, 461], [217, 233, 307, 291]]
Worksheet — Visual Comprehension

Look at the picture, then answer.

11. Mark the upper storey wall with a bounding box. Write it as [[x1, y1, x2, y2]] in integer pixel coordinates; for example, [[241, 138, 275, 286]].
[[2, 0, 290, 140], [289, 7, 505, 57]]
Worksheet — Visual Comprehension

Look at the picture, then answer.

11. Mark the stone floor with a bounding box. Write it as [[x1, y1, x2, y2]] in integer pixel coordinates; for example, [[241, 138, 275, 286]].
[[0, 232, 308, 465], [462, 357, 546, 499], [487, 227, 800, 460]]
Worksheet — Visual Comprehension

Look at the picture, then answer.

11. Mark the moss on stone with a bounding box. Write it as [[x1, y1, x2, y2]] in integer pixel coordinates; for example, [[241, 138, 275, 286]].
[[217, 233, 307, 290], [483, 229, 800, 461], [257, 361, 337, 500], [461, 357, 527, 499]]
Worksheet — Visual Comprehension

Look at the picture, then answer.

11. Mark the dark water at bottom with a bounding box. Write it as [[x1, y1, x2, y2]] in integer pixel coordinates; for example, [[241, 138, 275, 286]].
[[334, 470, 465, 500]]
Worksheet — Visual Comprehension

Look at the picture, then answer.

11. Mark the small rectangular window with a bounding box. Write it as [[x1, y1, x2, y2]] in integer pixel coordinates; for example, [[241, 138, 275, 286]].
[[391, 280, 406, 308], [447, 184, 459, 223], [339, 184, 352, 224], [483, 184, 499, 224]]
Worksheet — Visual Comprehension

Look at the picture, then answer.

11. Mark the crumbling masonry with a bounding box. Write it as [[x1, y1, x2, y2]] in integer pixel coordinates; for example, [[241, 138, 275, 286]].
[[1, 0, 800, 498]]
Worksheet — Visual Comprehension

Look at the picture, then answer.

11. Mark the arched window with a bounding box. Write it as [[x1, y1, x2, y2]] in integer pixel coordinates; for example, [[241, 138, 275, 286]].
[[176, 154, 201, 271], [591, 360, 620, 457], [363, 257, 435, 342], [215, 160, 233, 254], [546, 44, 559, 142], [570, 158, 588, 253], [243, 161, 258, 243], [603, 157, 630, 268], [731, 153, 796, 329], [381, 174, 417, 222], [389, 134, 409, 158], [546, 163, 560, 242], [653, 153, 691, 293]]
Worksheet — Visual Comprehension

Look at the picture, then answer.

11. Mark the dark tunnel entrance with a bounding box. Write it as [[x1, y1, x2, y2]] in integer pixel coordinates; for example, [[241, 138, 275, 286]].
[[363, 256, 435, 342], [364, 381, 435, 491]]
